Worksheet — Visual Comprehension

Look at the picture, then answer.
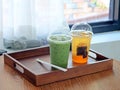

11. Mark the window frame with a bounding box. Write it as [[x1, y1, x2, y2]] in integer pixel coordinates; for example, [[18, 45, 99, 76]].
[[69, 0, 120, 33]]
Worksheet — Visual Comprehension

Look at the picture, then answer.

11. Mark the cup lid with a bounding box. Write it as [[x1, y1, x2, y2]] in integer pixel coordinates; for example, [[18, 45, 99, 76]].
[[71, 23, 93, 34], [47, 34, 72, 44]]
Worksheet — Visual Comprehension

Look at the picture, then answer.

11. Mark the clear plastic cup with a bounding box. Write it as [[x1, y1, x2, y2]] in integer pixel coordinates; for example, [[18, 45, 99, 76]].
[[71, 23, 93, 63], [47, 34, 72, 68]]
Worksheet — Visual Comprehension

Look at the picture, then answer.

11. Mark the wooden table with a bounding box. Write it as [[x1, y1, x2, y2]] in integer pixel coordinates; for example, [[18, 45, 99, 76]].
[[0, 56, 120, 90]]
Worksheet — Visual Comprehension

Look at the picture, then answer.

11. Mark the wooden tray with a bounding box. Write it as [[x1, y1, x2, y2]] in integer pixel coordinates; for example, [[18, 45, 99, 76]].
[[4, 46, 113, 86]]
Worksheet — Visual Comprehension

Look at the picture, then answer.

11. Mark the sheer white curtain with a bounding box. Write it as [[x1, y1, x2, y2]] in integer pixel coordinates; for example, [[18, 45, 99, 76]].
[[0, 0, 69, 50], [0, 0, 3, 49]]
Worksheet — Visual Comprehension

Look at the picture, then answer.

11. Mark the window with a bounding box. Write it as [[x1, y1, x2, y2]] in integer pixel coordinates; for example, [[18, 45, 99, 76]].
[[64, 0, 120, 33], [0, 0, 120, 50]]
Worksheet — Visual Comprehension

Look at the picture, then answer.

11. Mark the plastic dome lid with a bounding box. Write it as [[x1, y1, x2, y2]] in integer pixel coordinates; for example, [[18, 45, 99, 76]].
[[71, 22, 92, 31]]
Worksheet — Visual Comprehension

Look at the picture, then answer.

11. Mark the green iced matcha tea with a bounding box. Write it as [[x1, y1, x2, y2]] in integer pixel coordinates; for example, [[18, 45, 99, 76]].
[[48, 34, 71, 68]]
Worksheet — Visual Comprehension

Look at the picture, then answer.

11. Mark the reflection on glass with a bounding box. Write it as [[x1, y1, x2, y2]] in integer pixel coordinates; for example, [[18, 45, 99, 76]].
[[64, 0, 110, 24]]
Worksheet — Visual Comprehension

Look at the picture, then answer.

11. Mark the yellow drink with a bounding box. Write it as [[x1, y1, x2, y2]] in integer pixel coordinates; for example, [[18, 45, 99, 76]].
[[71, 30, 92, 63]]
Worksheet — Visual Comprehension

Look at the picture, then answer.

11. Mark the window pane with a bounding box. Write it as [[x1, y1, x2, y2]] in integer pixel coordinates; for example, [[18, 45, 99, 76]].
[[64, 0, 111, 24]]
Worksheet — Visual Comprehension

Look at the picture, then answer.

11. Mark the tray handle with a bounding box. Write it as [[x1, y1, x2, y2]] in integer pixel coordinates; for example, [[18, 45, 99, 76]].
[[4, 53, 29, 74], [89, 50, 108, 60], [14, 63, 24, 73]]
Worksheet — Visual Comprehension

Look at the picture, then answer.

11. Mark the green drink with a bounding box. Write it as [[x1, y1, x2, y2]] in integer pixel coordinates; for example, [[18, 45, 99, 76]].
[[48, 34, 72, 68]]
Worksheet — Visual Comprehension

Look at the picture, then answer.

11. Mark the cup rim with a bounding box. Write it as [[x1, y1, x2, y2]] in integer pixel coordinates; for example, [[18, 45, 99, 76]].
[[47, 34, 72, 44]]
